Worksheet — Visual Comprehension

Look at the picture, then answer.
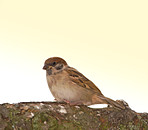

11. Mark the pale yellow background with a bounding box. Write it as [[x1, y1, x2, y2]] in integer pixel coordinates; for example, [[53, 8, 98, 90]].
[[0, 0, 147, 112]]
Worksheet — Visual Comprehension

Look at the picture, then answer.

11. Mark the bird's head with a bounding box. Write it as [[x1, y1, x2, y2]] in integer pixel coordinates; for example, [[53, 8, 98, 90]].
[[43, 57, 68, 75]]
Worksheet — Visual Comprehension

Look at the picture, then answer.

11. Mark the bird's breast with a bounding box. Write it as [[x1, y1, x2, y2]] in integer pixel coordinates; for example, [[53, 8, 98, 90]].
[[46, 71, 77, 101]]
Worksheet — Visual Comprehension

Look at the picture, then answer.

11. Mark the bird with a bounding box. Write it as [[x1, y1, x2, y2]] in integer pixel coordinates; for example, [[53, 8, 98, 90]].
[[43, 57, 125, 109]]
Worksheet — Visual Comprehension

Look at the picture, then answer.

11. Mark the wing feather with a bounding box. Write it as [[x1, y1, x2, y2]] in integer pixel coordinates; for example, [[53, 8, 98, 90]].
[[66, 67, 103, 95]]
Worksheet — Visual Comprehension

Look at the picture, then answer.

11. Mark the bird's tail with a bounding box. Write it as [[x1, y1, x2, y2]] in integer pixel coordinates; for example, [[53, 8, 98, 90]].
[[102, 96, 125, 109], [94, 95, 125, 109]]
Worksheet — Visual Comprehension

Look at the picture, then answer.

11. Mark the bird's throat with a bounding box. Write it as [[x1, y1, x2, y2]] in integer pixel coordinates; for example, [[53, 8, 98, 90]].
[[47, 69, 52, 75]]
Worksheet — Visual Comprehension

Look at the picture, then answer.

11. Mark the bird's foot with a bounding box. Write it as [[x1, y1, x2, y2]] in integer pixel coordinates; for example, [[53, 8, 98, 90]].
[[63, 99, 84, 105]]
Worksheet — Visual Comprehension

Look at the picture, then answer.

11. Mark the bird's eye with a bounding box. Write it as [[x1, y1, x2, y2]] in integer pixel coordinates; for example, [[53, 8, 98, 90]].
[[52, 62, 56, 66]]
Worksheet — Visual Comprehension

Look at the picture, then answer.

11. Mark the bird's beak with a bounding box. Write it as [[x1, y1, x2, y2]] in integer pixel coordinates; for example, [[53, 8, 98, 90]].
[[43, 64, 48, 70], [43, 65, 52, 70]]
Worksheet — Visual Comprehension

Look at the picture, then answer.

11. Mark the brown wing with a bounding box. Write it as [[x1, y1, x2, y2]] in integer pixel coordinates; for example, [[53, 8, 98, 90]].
[[66, 67, 103, 95]]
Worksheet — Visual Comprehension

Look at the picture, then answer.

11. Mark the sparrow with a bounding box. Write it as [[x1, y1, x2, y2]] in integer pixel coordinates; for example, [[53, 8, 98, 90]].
[[43, 57, 125, 109]]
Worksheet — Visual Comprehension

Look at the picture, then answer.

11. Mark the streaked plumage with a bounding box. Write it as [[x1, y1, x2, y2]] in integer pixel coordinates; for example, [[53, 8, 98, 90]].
[[43, 57, 125, 109]]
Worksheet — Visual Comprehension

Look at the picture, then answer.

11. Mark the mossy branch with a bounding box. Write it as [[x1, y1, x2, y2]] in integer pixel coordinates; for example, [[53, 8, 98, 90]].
[[0, 102, 147, 130]]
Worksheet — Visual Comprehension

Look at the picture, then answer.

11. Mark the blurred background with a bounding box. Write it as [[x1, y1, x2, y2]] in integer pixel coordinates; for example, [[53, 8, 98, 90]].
[[0, 0, 147, 112]]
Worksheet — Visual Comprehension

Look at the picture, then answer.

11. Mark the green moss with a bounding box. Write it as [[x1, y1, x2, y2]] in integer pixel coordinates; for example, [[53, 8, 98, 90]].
[[119, 124, 127, 130], [1, 103, 147, 129], [32, 112, 58, 129], [3, 108, 32, 129], [57, 121, 81, 130], [7, 109, 20, 128], [32, 112, 82, 130], [139, 119, 148, 129], [99, 124, 110, 130]]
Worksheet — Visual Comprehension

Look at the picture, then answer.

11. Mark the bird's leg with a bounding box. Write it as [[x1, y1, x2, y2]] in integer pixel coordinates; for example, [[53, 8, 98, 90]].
[[63, 100, 84, 105], [63, 99, 71, 104], [69, 101, 84, 105]]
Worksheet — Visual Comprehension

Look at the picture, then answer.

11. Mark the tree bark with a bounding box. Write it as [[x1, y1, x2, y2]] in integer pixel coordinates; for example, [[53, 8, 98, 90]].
[[0, 102, 147, 130]]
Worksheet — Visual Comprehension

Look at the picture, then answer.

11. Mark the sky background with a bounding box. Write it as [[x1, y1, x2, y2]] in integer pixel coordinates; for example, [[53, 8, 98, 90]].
[[0, 0, 148, 112]]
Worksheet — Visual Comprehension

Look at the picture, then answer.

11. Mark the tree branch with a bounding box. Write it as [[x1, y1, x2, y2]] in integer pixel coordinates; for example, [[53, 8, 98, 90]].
[[0, 102, 147, 129]]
